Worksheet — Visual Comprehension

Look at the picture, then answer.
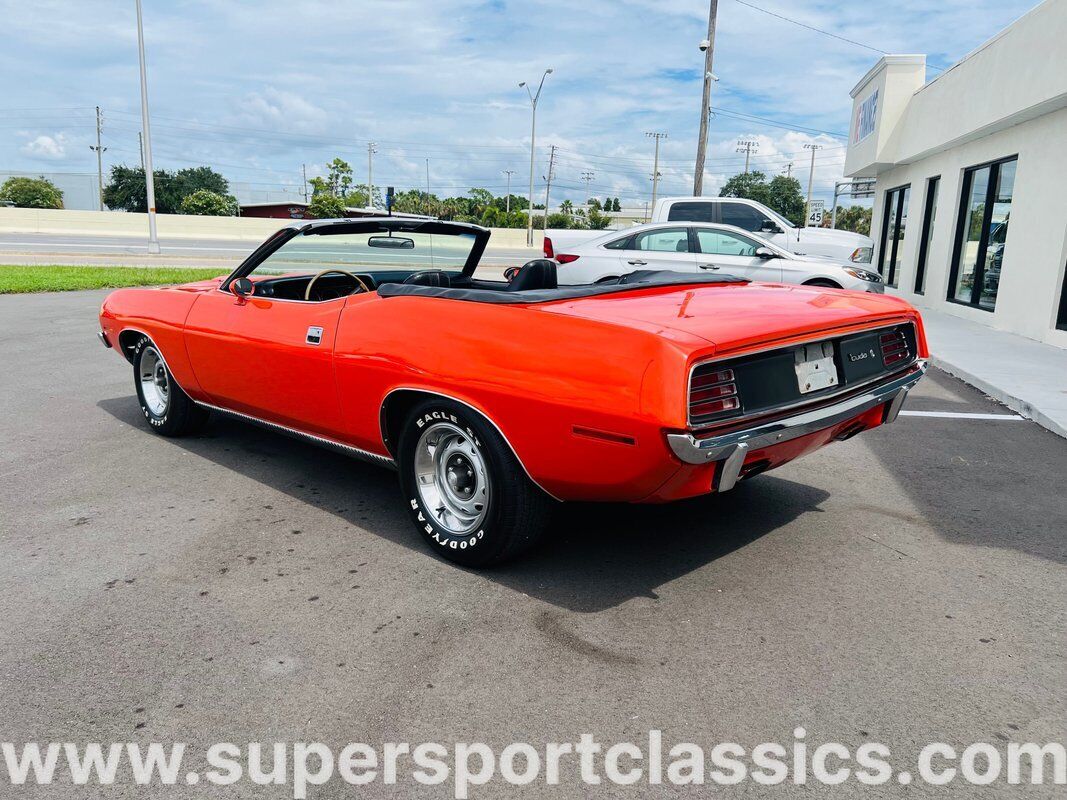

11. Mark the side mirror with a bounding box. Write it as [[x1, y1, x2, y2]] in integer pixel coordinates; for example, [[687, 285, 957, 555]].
[[760, 219, 782, 234], [755, 247, 778, 259], [231, 277, 254, 298], [503, 266, 521, 282]]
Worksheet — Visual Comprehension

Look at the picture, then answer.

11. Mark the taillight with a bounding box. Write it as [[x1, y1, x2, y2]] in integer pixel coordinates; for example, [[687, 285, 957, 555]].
[[543, 237, 554, 258], [556, 253, 579, 264], [879, 329, 910, 367], [688, 367, 741, 424]]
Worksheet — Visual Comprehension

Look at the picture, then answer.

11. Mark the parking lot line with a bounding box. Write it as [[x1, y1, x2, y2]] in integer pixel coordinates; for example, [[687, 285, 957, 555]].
[[899, 410, 1025, 420]]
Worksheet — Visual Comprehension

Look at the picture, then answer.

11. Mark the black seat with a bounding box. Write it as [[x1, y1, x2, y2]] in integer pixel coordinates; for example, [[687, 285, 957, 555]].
[[403, 270, 451, 287], [507, 259, 557, 291]]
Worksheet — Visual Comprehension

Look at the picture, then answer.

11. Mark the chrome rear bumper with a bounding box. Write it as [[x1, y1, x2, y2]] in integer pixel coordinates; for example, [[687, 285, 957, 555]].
[[667, 360, 927, 491]]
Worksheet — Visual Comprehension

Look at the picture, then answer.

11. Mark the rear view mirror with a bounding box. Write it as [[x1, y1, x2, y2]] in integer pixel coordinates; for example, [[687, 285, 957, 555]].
[[368, 235, 415, 249], [755, 247, 778, 259]]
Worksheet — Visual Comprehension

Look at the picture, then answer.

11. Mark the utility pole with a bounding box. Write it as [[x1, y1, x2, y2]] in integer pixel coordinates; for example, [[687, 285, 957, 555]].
[[783, 162, 793, 179], [542, 145, 557, 228], [646, 132, 667, 212], [367, 142, 378, 210], [301, 163, 308, 202], [425, 158, 431, 195], [89, 106, 107, 211], [580, 170, 595, 197], [693, 0, 719, 196], [736, 138, 759, 174], [134, 0, 160, 254], [803, 143, 822, 231], [520, 68, 553, 246], [503, 169, 515, 212]]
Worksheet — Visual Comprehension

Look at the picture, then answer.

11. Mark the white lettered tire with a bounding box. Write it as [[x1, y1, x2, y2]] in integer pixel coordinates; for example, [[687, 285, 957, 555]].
[[132, 334, 209, 437], [397, 399, 552, 566]]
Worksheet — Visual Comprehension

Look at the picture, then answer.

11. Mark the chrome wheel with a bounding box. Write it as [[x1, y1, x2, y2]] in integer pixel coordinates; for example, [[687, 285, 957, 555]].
[[413, 421, 490, 536], [139, 346, 170, 417]]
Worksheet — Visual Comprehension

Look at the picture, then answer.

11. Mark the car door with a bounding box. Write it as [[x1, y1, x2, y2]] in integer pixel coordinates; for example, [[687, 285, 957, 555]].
[[615, 226, 697, 273], [694, 228, 783, 282], [184, 289, 345, 436]]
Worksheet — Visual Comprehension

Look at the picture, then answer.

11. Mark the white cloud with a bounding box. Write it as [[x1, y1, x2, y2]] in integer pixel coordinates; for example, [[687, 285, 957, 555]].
[[20, 134, 69, 160]]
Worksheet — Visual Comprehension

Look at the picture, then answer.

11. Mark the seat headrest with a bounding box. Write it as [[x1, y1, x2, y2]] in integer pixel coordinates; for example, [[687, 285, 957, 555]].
[[507, 259, 558, 291], [402, 270, 451, 288]]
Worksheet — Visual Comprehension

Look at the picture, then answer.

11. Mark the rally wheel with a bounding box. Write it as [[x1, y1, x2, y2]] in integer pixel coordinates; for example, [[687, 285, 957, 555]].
[[132, 335, 209, 437]]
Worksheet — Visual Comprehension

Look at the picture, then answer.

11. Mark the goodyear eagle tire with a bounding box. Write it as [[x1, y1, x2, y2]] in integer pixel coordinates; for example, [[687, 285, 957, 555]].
[[132, 334, 209, 437], [398, 399, 552, 566]]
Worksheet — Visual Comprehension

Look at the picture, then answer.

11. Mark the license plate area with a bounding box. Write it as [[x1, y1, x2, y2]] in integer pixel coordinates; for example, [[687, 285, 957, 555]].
[[794, 341, 838, 394]]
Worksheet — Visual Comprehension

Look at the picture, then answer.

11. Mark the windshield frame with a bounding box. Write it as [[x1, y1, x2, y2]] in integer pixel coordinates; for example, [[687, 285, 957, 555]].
[[220, 217, 490, 292]]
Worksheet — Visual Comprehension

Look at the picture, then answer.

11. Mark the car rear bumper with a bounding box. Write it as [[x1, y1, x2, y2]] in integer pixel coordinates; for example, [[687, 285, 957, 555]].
[[666, 360, 927, 489]]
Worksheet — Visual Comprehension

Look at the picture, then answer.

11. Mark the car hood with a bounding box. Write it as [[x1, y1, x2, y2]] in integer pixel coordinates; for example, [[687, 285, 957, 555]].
[[538, 281, 913, 351]]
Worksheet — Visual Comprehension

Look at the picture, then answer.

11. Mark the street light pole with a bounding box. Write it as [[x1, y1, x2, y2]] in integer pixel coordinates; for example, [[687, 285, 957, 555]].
[[520, 68, 552, 247], [367, 142, 377, 210], [693, 0, 719, 196], [135, 0, 160, 253]]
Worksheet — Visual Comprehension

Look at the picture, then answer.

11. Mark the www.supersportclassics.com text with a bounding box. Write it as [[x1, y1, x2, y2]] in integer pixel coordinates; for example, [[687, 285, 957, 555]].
[[3, 730, 1064, 797]]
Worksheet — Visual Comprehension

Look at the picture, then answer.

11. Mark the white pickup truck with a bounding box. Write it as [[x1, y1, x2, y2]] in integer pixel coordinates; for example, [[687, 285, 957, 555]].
[[545, 196, 874, 265]]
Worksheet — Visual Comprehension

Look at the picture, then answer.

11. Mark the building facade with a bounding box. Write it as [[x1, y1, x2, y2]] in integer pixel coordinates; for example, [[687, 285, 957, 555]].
[[844, 0, 1067, 348]]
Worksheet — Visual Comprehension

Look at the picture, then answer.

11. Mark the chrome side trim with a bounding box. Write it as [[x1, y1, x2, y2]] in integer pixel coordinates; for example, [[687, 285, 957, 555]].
[[195, 401, 396, 469], [668, 361, 927, 471], [686, 320, 918, 429], [97, 331, 112, 348], [380, 387, 562, 502]]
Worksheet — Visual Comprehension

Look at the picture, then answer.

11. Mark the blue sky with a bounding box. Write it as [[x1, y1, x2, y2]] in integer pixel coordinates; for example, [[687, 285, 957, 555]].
[[0, 0, 1039, 209]]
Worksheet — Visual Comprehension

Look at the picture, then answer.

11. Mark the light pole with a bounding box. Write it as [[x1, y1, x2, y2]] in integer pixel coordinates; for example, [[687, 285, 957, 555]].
[[693, 0, 719, 196], [736, 139, 759, 174], [135, 0, 160, 253], [89, 106, 107, 211], [367, 142, 378, 210], [520, 68, 552, 246]]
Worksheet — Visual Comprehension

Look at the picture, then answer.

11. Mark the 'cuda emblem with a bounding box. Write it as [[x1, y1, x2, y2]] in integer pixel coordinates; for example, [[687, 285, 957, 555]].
[[849, 348, 877, 362]]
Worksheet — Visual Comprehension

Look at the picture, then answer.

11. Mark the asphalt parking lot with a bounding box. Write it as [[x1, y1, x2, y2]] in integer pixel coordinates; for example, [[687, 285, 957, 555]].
[[1, 289, 1064, 799]]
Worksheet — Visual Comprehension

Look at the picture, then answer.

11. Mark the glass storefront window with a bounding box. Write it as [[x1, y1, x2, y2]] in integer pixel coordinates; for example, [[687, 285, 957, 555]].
[[914, 177, 939, 295], [950, 156, 1017, 310], [877, 185, 910, 287]]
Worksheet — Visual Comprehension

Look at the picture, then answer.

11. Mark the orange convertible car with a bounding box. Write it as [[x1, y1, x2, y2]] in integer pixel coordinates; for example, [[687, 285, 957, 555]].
[[99, 218, 927, 566]]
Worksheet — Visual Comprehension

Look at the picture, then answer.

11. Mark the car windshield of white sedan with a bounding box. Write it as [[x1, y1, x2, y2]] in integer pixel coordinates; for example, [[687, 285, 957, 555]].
[[249, 230, 478, 276]]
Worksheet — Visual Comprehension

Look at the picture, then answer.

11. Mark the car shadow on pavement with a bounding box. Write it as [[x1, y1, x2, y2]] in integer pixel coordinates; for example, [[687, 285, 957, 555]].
[[99, 397, 830, 613]]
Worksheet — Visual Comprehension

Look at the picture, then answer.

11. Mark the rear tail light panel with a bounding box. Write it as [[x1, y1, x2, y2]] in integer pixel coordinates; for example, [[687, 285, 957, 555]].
[[555, 253, 580, 264]]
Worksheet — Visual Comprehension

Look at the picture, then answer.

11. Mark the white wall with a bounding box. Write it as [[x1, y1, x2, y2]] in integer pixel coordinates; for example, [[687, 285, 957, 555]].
[[867, 107, 1067, 348]]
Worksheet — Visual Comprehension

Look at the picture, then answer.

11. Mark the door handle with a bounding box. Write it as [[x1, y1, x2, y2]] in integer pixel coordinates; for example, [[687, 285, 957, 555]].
[[627, 259, 647, 266], [699, 263, 720, 270]]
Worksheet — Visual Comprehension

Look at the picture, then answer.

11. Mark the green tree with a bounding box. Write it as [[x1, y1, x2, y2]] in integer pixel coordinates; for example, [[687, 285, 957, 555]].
[[103, 165, 181, 213], [173, 166, 229, 199], [307, 190, 348, 219], [828, 205, 873, 236], [0, 176, 63, 209], [180, 189, 237, 216], [612, 197, 621, 212], [545, 211, 571, 229], [587, 198, 601, 212], [587, 207, 612, 230]]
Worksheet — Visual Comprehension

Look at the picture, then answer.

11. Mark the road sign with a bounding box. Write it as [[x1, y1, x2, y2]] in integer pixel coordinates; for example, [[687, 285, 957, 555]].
[[808, 200, 825, 227]]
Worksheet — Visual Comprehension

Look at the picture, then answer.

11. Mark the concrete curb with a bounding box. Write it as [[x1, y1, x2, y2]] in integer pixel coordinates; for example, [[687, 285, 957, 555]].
[[929, 354, 1067, 439]]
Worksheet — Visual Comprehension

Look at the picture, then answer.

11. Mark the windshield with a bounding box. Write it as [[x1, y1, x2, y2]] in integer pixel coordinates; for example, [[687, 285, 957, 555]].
[[249, 229, 478, 276]]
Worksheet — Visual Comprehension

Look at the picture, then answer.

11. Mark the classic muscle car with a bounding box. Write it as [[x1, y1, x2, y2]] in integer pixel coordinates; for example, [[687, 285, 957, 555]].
[[99, 218, 928, 566]]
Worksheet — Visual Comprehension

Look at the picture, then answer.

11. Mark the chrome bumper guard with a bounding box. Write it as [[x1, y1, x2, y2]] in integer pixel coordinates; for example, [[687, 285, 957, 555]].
[[667, 360, 928, 491], [97, 331, 112, 349]]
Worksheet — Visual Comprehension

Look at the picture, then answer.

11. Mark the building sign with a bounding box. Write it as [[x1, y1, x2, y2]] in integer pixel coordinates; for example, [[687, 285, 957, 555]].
[[852, 89, 879, 144]]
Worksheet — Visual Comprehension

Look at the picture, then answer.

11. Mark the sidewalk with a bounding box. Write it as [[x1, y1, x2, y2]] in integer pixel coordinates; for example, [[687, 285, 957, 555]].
[[918, 306, 1067, 439]]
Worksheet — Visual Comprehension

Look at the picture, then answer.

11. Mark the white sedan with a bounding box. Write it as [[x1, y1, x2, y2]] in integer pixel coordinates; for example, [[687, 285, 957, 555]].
[[551, 222, 884, 292]]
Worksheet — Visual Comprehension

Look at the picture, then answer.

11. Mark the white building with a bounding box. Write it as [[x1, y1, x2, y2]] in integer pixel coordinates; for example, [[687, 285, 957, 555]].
[[844, 0, 1067, 348]]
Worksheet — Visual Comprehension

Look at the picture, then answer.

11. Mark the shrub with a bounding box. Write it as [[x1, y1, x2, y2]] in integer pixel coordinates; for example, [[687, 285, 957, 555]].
[[179, 189, 237, 216], [0, 176, 63, 209]]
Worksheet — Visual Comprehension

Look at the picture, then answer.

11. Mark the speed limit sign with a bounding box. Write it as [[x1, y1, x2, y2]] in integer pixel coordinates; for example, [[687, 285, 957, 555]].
[[807, 200, 825, 227]]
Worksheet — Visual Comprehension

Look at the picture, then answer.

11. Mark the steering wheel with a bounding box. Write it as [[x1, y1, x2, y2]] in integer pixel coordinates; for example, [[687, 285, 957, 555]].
[[304, 269, 371, 301]]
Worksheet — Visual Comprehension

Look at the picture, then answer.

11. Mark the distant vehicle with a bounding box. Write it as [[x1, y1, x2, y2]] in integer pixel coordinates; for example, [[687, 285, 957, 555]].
[[551, 222, 884, 292], [546, 196, 874, 265]]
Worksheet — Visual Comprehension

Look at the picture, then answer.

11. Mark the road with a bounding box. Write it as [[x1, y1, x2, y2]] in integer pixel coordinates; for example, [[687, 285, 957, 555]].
[[0, 232, 540, 268], [0, 290, 1064, 798]]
